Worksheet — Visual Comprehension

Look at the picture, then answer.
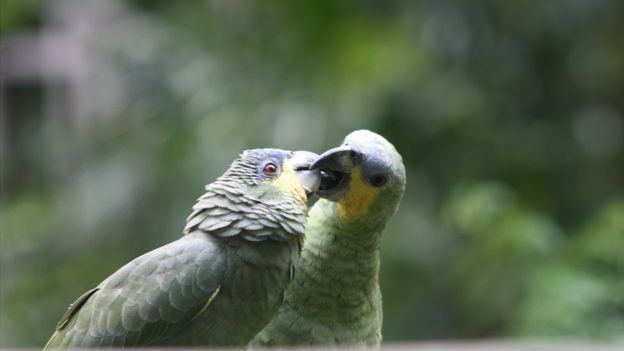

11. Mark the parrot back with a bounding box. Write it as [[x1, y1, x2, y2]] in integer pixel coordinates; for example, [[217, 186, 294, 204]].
[[163, 235, 299, 346]]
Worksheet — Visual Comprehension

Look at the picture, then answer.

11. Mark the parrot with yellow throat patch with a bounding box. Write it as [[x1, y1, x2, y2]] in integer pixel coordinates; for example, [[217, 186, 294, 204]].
[[44, 149, 320, 348], [250, 130, 406, 348]]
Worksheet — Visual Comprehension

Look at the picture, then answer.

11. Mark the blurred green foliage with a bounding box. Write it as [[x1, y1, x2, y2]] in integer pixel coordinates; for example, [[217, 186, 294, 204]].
[[1, 0, 623, 347]]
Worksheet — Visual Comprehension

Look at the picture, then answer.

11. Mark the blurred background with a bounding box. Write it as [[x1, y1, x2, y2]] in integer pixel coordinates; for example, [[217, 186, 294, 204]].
[[1, 0, 623, 347]]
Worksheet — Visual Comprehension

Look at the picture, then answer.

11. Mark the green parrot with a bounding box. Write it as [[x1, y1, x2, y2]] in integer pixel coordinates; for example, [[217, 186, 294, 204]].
[[250, 130, 406, 347], [44, 149, 321, 348]]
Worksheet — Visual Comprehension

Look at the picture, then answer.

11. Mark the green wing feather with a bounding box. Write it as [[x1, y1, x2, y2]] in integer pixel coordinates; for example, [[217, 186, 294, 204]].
[[44, 232, 224, 348]]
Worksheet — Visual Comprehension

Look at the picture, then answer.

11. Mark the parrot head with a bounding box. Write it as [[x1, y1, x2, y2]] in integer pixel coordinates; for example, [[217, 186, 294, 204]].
[[311, 130, 406, 224], [219, 148, 321, 208], [185, 149, 320, 240]]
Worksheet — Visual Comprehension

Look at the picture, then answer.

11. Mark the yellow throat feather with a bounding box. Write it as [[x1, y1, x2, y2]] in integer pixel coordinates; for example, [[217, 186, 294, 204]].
[[337, 167, 379, 221]]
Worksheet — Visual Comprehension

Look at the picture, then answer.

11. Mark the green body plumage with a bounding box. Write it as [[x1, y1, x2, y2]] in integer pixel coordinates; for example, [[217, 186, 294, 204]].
[[251, 130, 406, 347], [45, 149, 319, 348]]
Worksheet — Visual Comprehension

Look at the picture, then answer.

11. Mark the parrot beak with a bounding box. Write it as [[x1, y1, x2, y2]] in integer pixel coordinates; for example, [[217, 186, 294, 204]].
[[288, 151, 322, 198], [310, 145, 360, 200], [310, 145, 358, 173]]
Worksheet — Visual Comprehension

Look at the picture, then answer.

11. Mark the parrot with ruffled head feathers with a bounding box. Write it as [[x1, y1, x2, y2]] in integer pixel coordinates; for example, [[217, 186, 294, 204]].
[[45, 149, 320, 348]]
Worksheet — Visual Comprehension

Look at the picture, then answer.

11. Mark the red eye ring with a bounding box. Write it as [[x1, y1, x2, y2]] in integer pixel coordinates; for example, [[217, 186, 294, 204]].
[[263, 162, 278, 175]]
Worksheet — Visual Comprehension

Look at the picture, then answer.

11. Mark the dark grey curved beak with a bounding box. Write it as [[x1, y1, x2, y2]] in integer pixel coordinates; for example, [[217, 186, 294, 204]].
[[286, 151, 321, 197], [309, 145, 360, 200], [310, 145, 358, 172]]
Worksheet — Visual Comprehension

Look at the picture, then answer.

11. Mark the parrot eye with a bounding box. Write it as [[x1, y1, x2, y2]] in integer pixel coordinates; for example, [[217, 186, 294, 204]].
[[262, 162, 279, 176], [369, 174, 388, 187]]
